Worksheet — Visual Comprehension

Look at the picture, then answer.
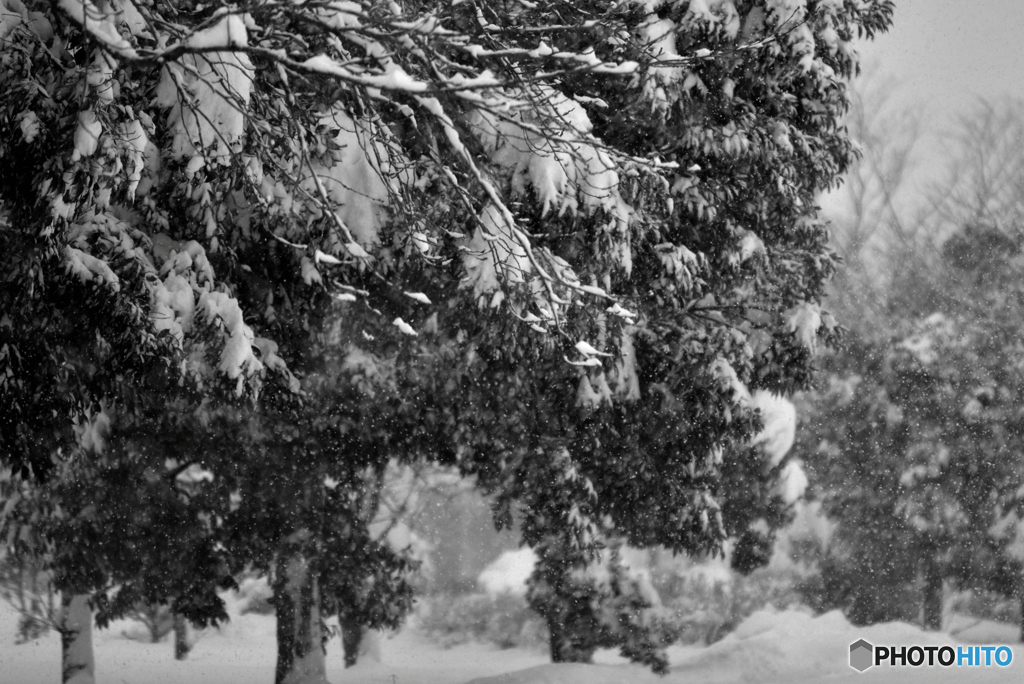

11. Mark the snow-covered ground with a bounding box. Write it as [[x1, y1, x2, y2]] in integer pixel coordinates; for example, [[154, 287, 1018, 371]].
[[0, 598, 1018, 684], [0, 596, 549, 684]]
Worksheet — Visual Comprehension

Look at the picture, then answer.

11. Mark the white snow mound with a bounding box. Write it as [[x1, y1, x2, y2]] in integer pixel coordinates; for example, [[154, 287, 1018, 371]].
[[467, 608, 1020, 684], [478, 548, 537, 596]]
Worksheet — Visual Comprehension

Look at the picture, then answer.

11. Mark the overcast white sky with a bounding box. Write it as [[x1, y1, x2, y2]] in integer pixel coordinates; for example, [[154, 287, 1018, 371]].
[[818, 0, 1024, 227], [864, 0, 1024, 112], [855, 0, 1024, 184]]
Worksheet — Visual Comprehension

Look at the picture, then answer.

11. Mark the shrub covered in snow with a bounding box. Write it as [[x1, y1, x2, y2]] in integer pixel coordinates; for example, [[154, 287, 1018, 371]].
[[415, 592, 547, 651], [478, 549, 537, 597], [947, 588, 1022, 627], [235, 576, 275, 617], [647, 552, 804, 646]]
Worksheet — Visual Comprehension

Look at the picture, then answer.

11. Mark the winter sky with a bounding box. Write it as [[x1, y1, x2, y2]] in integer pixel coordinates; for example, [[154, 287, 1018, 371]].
[[855, 0, 1024, 187]]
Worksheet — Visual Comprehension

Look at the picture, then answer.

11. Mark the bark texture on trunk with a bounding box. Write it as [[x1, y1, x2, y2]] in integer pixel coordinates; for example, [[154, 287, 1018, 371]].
[[173, 612, 191, 660], [59, 594, 95, 684], [922, 554, 943, 632], [274, 532, 330, 684]]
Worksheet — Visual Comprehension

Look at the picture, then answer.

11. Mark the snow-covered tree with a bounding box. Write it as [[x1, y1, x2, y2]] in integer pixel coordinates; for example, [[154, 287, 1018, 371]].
[[798, 100, 1024, 636], [1, 0, 892, 680], [801, 300, 1024, 632], [428, 0, 890, 667], [520, 388, 801, 669], [798, 354, 933, 627]]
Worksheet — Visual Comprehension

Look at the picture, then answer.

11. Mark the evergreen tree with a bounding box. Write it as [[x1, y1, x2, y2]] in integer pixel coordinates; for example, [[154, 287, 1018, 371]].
[[798, 99, 1024, 636], [802, 285, 1024, 632], [1, 0, 892, 681], [434, 0, 890, 666]]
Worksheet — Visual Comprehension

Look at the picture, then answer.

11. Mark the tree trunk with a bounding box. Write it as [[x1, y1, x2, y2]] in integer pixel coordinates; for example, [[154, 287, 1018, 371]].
[[58, 594, 95, 684], [146, 605, 162, 643], [922, 553, 943, 631], [173, 612, 191, 660], [274, 531, 330, 684], [341, 615, 362, 668], [1019, 593, 1023, 644], [548, 616, 570, 663], [546, 613, 595, 664], [530, 538, 597, 665]]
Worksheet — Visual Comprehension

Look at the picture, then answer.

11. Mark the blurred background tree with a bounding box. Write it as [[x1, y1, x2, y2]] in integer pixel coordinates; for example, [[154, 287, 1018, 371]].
[[797, 96, 1024, 639]]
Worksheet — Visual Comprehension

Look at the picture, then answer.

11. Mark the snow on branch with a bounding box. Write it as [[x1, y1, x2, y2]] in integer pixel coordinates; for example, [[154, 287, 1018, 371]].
[[38, 0, 886, 368]]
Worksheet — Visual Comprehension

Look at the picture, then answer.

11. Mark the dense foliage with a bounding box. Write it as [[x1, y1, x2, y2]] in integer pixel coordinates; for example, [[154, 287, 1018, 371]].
[[797, 99, 1024, 635], [0, 0, 892, 680], [800, 229, 1024, 630]]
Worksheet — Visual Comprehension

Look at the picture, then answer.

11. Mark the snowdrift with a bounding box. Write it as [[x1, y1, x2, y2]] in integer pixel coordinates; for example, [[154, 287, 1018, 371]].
[[468, 608, 1020, 684], [2, 599, 1019, 684]]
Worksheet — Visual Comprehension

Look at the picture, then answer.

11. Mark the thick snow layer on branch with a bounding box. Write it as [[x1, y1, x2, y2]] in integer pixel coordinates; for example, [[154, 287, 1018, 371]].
[[300, 256, 322, 286], [711, 356, 750, 406], [303, 109, 398, 247], [72, 109, 102, 161], [469, 90, 619, 216], [765, 0, 850, 75], [87, 50, 117, 104], [577, 372, 615, 410], [116, 0, 148, 39], [120, 118, 148, 200], [254, 336, 300, 392], [59, 0, 135, 57], [175, 463, 214, 484], [393, 317, 418, 336], [638, 1, 741, 108], [776, 459, 808, 504], [684, 0, 741, 38], [157, 239, 215, 286], [302, 54, 429, 92], [197, 291, 263, 394], [639, 16, 685, 103], [64, 246, 120, 291], [655, 242, 700, 290], [466, 89, 634, 275], [154, 14, 253, 162], [460, 203, 530, 298], [151, 273, 195, 344], [784, 301, 821, 351], [315, 1, 363, 31], [17, 110, 40, 142], [738, 229, 766, 262], [749, 390, 796, 465]]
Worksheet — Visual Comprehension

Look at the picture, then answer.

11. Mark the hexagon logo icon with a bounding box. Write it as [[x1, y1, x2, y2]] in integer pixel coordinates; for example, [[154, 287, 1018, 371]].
[[850, 639, 874, 672]]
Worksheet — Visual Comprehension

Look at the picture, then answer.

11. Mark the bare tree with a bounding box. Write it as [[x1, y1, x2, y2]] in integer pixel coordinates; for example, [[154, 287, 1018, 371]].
[[831, 68, 923, 268], [824, 67, 924, 332], [924, 98, 1024, 238], [0, 552, 58, 642]]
